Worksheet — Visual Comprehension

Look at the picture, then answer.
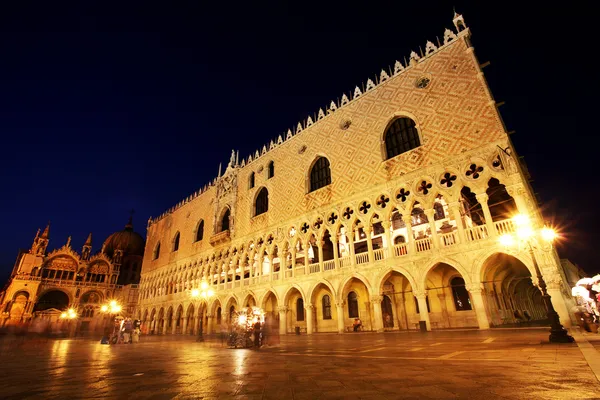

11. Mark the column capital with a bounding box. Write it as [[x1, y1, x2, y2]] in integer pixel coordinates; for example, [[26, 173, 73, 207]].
[[413, 289, 428, 298], [465, 283, 484, 294], [424, 208, 436, 218], [475, 192, 489, 202], [277, 306, 289, 313], [335, 301, 345, 308], [402, 215, 412, 224], [370, 295, 383, 304], [305, 304, 314, 311]]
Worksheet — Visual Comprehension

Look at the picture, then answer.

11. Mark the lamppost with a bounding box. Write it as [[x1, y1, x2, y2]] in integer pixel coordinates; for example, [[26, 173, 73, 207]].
[[498, 214, 574, 343], [60, 308, 77, 337], [100, 300, 122, 340], [190, 281, 214, 342]]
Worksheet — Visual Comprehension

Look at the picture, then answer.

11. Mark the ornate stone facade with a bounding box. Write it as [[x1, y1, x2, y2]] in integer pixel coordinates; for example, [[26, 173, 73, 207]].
[[0, 219, 144, 334], [137, 14, 575, 336]]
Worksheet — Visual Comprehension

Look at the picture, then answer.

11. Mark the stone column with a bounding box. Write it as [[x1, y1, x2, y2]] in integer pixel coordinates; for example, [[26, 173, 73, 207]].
[[332, 237, 340, 270], [278, 306, 288, 335], [366, 227, 374, 263], [424, 209, 440, 249], [336, 302, 345, 333], [291, 247, 297, 277], [182, 317, 188, 335], [347, 227, 356, 266], [475, 193, 496, 237], [206, 314, 214, 334], [415, 290, 431, 331], [402, 215, 416, 255], [545, 275, 573, 328], [317, 241, 324, 272], [268, 256, 274, 282], [448, 202, 466, 244], [466, 284, 490, 330], [172, 318, 177, 334], [371, 295, 384, 332], [383, 222, 393, 259], [305, 305, 314, 335], [162, 318, 168, 335], [506, 184, 530, 215]]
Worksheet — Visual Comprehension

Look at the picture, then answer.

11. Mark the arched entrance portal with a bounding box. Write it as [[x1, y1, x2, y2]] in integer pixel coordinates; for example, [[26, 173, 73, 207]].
[[310, 282, 337, 333], [283, 287, 305, 334], [481, 253, 548, 327], [262, 291, 279, 336], [33, 290, 69, 312], [425, 263, 478, 329], [380, 270, 418, 330]]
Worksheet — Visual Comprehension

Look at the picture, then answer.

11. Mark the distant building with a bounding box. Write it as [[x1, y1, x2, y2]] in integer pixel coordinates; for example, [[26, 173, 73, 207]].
[[136, 12, 576, 335], [0, 217, 144, 334]]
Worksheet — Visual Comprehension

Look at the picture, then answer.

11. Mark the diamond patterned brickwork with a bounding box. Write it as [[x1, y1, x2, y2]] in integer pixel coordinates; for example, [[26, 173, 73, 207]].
[[144, 34, 506, 269]]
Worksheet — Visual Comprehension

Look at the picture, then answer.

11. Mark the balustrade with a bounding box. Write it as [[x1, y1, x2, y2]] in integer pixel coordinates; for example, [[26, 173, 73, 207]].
[[273, 271, 280, 280], [355, 252, 369, 265], [465, 225, 488, 242], [295, 266, 306, 276], [323, 260, 335, 271], [494, 219, 515, 235], [415, 237, 432, 253], [285, 269, 294, 278], [373, 248, 385, 261], [393, 243, 408, 256], [339, 255, 351, 268], [440, 231, 458, 247], [308, 262, 320, 274]]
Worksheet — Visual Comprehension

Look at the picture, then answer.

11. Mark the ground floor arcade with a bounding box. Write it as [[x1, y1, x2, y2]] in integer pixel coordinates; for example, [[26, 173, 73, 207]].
[[138, 250, 574, 336]]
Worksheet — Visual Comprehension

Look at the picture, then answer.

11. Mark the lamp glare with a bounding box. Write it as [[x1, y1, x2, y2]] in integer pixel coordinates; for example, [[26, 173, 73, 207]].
[[541, 227, 557, 242], [498, 234, 514, 247]]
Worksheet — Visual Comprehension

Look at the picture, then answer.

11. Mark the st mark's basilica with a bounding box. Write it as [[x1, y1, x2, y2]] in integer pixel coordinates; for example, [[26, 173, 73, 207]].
[[0, 13, 581, 336]]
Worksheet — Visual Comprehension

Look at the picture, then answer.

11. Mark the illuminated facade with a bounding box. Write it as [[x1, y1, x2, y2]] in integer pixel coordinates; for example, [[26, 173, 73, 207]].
[[137, 13, 576, 336], [0, 218, 144, 334]]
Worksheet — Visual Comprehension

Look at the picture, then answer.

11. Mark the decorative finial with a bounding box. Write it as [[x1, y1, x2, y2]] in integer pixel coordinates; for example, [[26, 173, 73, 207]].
[[41, 221, 50, 239], [66, 236, 71, 248], [125, 209, 134, 230], [84, 232, 93, 246]]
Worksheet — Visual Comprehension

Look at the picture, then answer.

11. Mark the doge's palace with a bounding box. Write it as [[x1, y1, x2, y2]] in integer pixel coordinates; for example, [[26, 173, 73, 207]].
[[137, 13, 575, 336]]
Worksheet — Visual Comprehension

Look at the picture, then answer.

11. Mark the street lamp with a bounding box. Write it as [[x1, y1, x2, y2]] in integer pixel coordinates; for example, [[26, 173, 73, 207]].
[[498, 214, 574, 343], [60, 308, 77, 337], [190, 280, 215, 342], [100, 300, 122, 341]]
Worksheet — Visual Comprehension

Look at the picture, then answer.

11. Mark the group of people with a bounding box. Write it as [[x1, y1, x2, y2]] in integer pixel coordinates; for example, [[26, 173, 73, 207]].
[[102, 317, 141, 344], [572, 282, 600, 333]]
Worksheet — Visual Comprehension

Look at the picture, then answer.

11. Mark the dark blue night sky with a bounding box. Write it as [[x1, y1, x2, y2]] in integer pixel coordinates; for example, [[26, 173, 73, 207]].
[[0, 1, 596, 282]]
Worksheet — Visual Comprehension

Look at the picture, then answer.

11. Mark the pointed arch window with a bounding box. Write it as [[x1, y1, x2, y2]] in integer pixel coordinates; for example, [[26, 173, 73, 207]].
[[309, 157, 331, 192], [249, 172, 255, 189], [322, 295, 332, 320], [384, 117, 420, 159], [296, 298, 305, 321], [255, 187, 269, 216], [195, 220, 204, 242], [221, 209, 231, 232], [267, 161, 274, 179], [172, 232, 180, 252], [451, 277, 472, 311], [153, 243, 161, 260], [348, 291, 359, 318]]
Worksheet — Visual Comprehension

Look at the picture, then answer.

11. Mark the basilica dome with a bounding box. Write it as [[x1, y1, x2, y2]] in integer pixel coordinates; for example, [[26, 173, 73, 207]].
[[102, 217, 145, 258]]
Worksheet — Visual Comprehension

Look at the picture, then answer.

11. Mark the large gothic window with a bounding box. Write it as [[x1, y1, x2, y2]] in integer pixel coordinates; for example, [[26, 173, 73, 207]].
[[195, 220, 204, 242], [451, 277, 472, 311], [384, 117, 420, 159], [322, 295, 332, 320], [348, 291, 359, 318], [255, 187, 269, 216], [153, 243, 161, 260], [296, 298, 305, 321], [221, 209, 231, 232], [172, 232, 180, 252], [248, 172, 255, 189], [309, 157, 331, 192], [267, 161, 274, 179]]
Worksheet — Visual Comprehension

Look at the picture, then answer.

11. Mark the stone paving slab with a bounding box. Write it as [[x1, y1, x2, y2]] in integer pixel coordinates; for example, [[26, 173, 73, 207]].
[[0, 328, 599, 399]]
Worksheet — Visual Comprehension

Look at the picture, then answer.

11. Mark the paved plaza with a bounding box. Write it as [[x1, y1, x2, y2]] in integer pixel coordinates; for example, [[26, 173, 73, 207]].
[[1, 328, 599, 399]]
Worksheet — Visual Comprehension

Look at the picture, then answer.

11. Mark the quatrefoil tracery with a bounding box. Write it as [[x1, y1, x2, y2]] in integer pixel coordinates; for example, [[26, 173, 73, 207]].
[[343, 207, 354, 220], [301, 222, 310, 234], [314, 218, 324, 229], [440, 172, 457, 188], [328, 212, 338, 225], [417, 180, 432, 195], [466, 163, 484, 179], [359, 201, 371, 214], [396, 188, 410, 202], [376, 195, 390, 208]]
